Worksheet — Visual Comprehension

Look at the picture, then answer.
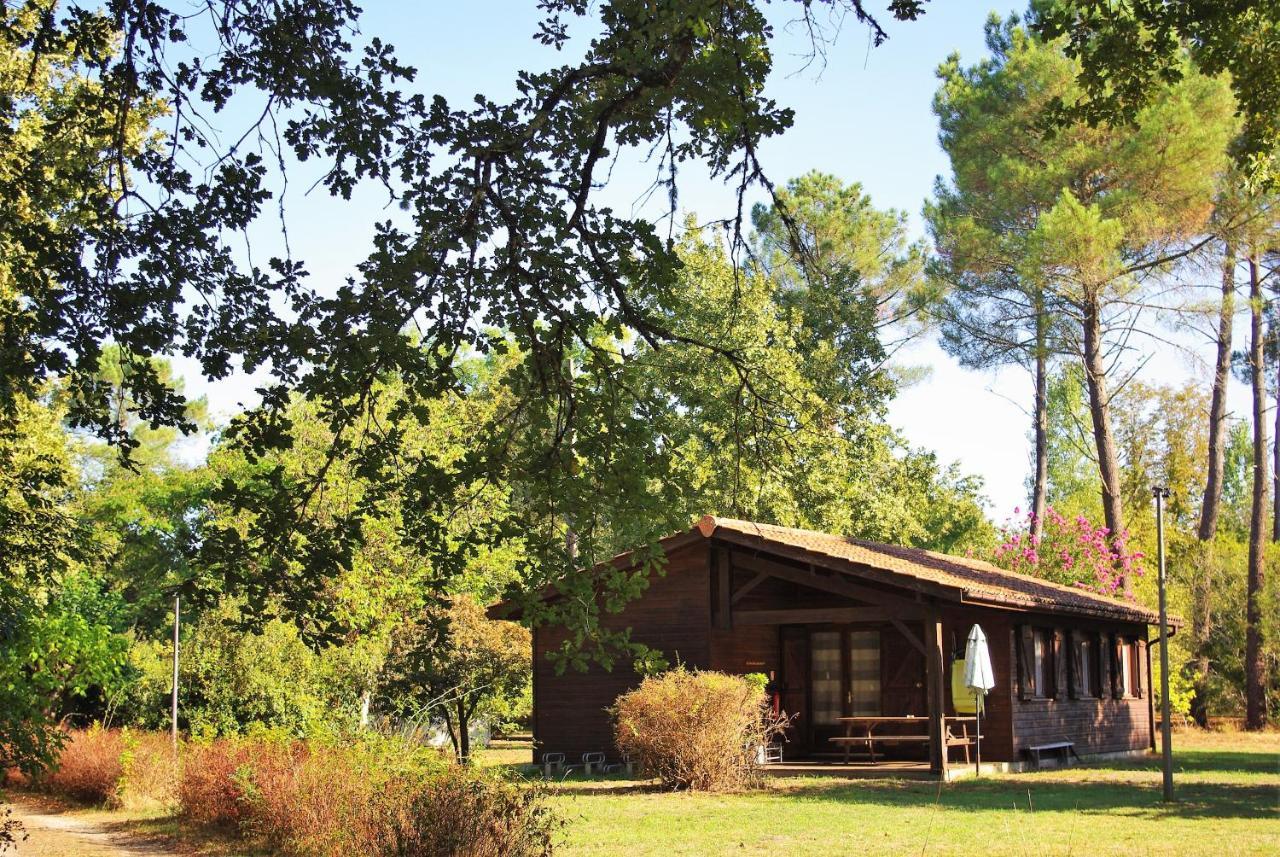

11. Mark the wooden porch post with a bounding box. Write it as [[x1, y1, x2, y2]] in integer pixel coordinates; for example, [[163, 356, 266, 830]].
[[925, 613, 947, 777], [716, 547, 732, 630]]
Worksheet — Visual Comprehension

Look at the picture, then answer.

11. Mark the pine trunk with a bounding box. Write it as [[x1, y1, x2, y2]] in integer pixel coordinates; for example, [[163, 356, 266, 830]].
[[1031, 307, 1049, 542], [1246, 254, 1269, 730], [1273, 335, 1280, 543], [1081, 298, 1127, 594], [1199, 245, 1236, 541], [1191, 245, 1235, 727]]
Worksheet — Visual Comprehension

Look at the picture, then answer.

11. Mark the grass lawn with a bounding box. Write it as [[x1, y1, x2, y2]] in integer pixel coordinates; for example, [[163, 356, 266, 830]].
[[7, 731, 1275, 856], [484, 731, 1279, 857]]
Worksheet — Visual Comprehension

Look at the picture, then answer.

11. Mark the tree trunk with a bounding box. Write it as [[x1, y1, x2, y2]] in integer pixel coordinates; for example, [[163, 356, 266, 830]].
[[1274, 329, 1280, 543], [1199, 245, 1236, 541], [457, 698, 472, 761], [1246, 254, 1269, 730], [1191, 245, 1235, 727], [1081, 297, 1127, 594], [1187, 542, 1214, 728], [1031, 304, 1049, 542], [359, 689, 371, 728], [444, 713, 460, 758]]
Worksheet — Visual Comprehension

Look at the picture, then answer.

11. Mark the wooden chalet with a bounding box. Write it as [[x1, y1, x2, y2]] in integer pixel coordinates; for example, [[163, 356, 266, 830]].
[[492, 515, 1168, 778]]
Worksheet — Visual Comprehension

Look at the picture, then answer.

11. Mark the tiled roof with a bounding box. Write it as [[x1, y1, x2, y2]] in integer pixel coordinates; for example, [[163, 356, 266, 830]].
[[698, 515, 1166, 625]]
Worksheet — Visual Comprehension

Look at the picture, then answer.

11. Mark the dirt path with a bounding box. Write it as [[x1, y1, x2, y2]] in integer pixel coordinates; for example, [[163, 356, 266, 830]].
[[3, 796, 183, 857]]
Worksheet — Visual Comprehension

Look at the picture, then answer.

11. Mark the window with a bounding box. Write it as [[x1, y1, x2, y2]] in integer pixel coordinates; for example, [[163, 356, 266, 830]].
[[1076, 635, 1094, 698], [1030, 628, 1058, 698], [1118, 638, 1134, 697], [810, 631, 842, 726], [1018, 625, 1056, 700], [1032, 630, 1048, 697], [848, 631, 881, 716]]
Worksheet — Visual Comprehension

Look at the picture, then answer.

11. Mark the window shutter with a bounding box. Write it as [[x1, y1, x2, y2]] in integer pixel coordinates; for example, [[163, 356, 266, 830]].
[[1068, 631, 1082, 699], [1134, 639, 1145, 698], [1109, 633, 1123, 698], [1053, 629, 1067, 699], [1017, 625, 1036, 700], [1095, 633, 1109, 698]]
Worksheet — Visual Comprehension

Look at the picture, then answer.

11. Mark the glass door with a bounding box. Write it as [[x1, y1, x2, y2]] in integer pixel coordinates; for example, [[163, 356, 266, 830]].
[[809, 631, 842, 751], [809, 628, 883, 754]]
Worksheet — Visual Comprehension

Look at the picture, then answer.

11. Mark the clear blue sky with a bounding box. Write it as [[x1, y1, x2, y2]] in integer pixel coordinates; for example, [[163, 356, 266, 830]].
[[174, 2, 1241, 521]]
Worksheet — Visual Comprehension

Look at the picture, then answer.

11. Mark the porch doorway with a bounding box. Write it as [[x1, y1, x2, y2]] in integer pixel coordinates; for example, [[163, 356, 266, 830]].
[[808, 628, 883, 751]]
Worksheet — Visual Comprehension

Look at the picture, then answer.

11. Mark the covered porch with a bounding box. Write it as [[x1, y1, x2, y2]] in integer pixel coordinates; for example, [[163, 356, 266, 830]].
[[704, 524, 1000, 778]]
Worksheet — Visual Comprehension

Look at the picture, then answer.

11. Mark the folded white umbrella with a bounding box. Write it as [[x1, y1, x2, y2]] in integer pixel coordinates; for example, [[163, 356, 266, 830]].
[[964, 624, 996, 702], [963, 624, 995, 775]]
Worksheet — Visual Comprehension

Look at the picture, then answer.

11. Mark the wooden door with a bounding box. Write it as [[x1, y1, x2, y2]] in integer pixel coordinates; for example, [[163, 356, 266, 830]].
[[882, 625, 927, 716], [779, 627, 809, 757]]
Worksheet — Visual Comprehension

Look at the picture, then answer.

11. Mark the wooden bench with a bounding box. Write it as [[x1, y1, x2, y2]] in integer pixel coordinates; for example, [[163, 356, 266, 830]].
[[1025, 741, 1081, 769]]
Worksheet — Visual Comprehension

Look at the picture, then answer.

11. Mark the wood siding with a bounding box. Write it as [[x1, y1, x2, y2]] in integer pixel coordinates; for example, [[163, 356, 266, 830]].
[[1006, 617, 1152, 757], [940, 609, 1017, 762], [531, 541, 712, 762]]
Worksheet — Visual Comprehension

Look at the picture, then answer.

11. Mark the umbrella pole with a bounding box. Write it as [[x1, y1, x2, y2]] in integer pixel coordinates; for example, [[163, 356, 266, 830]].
[[974, 692, 981, 776]]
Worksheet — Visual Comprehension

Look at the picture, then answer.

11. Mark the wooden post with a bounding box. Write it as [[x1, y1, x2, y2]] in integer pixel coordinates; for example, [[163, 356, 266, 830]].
[[171, 593, 180, 750], [925, 614, 947, 778], [716, 548, 732, 630]]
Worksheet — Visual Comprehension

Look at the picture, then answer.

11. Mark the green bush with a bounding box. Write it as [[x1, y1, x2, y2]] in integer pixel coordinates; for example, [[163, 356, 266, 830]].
[[612, 667, 784, 791]]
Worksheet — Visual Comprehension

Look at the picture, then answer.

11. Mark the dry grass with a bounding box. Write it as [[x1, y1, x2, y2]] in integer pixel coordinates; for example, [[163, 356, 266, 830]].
[[41, 728, 125, 805], [176, 734, 556, 857], [116, 732, 180, 811]]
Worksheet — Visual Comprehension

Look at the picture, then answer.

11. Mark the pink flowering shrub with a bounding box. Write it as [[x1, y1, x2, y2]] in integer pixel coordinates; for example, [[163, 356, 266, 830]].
[[992, 507, 1143, 597]]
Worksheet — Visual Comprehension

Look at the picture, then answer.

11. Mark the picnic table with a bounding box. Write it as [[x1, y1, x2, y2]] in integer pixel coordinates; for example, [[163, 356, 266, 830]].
[[831, 715, 981, 765]]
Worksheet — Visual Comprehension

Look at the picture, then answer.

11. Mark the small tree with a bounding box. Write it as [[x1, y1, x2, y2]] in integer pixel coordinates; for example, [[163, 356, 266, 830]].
[[382, 596, 530, 761]]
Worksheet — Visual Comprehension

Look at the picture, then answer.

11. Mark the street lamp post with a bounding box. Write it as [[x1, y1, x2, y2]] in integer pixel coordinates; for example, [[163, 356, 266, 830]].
[[1152, 485, 1174, 802]]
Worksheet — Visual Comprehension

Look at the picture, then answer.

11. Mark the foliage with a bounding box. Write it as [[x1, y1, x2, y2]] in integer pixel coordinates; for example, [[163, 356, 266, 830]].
[[994, 507, 1144, 596], [1035, 0, 1280, 184], [0, 808, 23, 854], [176, 602, 330, 739], [382, 596, 531, 761], [35, 727, 177, 808], [929, 14, 1235, 556], [612, 667, 785, 791], [0, 396, 127, 776], [0, 0, 939, 659]]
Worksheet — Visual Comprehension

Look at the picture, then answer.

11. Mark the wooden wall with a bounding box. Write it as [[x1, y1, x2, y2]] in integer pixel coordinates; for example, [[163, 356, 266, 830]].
[[1003, 616, 1153, 757], [531, 540, 713, 762], [940, 609, 1017, 761]]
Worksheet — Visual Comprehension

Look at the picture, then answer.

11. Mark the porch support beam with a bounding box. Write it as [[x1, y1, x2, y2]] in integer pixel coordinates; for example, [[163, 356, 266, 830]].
[[735, 607, 896, 626], [716, 548, 732, 630], [889, 617, 927, 656], [729, 552, 926, 612], [730, 571, 770, 605], [925, 613, 947, 777]]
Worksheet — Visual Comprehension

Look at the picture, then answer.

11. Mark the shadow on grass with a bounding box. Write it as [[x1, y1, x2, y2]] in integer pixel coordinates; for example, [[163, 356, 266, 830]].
[[544, 749, 1279, 821], [779, 776, 1275, 821]]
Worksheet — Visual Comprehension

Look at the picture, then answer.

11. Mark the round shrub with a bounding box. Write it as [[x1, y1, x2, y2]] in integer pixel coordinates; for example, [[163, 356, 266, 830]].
[[612, 667, 783, 791]]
